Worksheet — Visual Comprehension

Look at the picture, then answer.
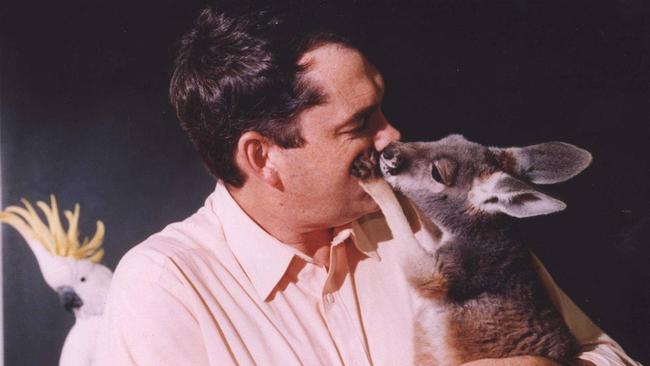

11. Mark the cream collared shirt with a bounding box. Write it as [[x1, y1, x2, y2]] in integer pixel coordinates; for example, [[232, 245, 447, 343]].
[[95, 182, 639, 365]]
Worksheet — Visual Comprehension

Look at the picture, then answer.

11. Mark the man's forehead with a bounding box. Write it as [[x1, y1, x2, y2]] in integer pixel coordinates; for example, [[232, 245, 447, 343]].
[[299, 44, 384, 103]]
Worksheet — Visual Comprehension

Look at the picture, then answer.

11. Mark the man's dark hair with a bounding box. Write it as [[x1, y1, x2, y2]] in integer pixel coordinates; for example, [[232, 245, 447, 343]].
[[170, 4, 359, 187]]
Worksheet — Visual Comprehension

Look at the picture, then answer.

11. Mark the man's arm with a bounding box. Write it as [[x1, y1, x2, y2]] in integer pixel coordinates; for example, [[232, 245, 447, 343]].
[[94, 248, 213, 366], [531, 255, 640, 366], [461, 356, 587, 365], [458, 257, 639, 366]]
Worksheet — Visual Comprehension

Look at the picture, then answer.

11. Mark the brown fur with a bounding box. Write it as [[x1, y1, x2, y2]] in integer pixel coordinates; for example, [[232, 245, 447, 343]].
[[492, 149, 518, 177], [414, 321, 438, 366], [410, 272, 448, 299]]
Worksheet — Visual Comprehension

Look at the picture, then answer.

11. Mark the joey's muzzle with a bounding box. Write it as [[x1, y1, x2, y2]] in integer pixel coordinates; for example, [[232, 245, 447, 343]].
[[380, 143, 407, 176]]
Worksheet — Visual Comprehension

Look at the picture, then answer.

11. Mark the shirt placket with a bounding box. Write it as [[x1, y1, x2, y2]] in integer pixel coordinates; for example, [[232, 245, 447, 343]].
[[319, 239, 372, 366]]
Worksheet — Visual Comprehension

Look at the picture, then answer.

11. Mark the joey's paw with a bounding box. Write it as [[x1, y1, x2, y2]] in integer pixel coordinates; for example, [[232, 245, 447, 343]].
[[351, 150, 380, 179]]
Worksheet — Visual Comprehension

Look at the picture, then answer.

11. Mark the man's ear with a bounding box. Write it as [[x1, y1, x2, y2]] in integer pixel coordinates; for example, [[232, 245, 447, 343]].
[[470, 172, 567, 218], [235, 131, 283, 190]]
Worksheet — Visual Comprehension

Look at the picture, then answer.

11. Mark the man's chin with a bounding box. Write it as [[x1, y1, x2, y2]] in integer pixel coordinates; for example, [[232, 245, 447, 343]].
[[358, 195, 381, 215], [342, 182, 381, 219]]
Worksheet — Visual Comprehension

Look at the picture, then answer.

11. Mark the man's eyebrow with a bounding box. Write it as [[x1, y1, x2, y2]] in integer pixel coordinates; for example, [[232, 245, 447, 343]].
[[333, 103, 379, 134], [335, 81, 384, 131], [350, 103, 380, 123]]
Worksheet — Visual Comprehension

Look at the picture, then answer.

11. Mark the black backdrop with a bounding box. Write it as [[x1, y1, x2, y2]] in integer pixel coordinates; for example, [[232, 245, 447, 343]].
[[1, 0, 648, 364]]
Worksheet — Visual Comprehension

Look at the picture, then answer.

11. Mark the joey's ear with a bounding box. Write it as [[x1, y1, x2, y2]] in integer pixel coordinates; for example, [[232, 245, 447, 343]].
[[491, 142, 592, 184], [470, 172, 566, 218], [235, 131, 282, 189]]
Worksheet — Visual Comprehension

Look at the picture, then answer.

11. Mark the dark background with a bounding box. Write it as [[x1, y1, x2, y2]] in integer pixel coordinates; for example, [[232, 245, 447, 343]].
[[1, 0, 648, 364]]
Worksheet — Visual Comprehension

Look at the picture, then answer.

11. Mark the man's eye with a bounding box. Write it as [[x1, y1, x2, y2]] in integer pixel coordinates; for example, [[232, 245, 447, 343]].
[[345, 107, 379, 135], [352, 112, 375, 133], [352, 118, 368, 132]]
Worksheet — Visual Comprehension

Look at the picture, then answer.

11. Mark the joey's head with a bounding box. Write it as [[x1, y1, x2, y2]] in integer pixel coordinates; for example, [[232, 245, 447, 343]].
[[379, 134, 592, 231]]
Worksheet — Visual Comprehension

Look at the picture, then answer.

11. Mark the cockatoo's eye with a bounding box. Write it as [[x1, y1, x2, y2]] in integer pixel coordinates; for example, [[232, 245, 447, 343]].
[[80, 277, 86, 282]]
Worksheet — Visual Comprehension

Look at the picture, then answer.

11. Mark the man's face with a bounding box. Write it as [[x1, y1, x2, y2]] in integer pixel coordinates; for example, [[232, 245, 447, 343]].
[[270, 44, 401, 230]]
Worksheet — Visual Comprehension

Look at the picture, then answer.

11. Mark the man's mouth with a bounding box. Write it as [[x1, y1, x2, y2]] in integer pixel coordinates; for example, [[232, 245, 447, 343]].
[[350, 150, 381, 179]]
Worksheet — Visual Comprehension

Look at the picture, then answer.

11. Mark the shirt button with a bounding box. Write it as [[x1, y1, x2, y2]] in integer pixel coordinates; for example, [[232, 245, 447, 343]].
[[324, 293, 335, 303]]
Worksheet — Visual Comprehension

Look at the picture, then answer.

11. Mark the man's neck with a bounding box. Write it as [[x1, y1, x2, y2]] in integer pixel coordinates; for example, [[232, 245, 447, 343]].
[[227, 183, 335, 267]]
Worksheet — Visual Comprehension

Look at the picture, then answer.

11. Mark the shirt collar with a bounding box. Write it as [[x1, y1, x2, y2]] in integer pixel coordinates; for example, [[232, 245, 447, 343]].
[[209, 181, 380, 301], [331, 224, 380, 261]]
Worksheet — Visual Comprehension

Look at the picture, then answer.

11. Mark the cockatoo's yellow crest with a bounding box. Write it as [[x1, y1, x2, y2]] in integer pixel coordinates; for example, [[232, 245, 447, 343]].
[[0, 195, 105, 263]]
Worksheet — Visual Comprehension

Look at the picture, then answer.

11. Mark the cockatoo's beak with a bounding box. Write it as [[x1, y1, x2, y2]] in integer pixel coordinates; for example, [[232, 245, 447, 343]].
[[57, 286, 83, 312]]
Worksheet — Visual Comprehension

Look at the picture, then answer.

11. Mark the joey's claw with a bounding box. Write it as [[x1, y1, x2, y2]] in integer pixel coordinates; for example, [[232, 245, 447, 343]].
[[351, 151, 380, 179]]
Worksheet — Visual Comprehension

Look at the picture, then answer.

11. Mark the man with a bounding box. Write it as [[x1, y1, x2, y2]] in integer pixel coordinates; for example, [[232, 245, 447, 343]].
[[95, 4, 638, 365]]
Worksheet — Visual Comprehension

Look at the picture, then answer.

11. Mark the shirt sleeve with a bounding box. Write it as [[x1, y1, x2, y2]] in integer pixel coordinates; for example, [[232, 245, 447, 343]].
[[94, 247, 211, 366], [531, 255, 641, 366]]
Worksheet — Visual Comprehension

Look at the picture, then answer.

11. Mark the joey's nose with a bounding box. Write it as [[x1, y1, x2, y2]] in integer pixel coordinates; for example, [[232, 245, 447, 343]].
[[382, 145, 396, 160], [380, 143, 405, 175]]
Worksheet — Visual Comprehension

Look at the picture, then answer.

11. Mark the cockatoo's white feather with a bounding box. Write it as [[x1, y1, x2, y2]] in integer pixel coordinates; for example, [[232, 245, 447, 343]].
[[0, 195, 112, 366]]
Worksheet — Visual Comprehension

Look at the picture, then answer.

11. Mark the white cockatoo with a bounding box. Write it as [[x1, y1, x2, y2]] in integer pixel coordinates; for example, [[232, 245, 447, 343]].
[[0, 195, 113, 366]]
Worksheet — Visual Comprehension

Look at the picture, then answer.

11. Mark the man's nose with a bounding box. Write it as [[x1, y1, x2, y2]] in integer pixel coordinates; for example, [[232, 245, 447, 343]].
[[374, 116, 401, 152]]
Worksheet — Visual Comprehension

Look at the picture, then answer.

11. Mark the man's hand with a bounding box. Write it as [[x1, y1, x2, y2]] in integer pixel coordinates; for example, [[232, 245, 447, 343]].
[[460, 355, 595, 366], [460, 356, 559, 366]]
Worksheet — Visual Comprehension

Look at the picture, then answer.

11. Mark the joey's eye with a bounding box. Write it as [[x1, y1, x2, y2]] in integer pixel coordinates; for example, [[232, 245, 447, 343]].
[[431, 165, 444, 184], [80, 277, 86, 282], [431, 158, 457, 186]]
